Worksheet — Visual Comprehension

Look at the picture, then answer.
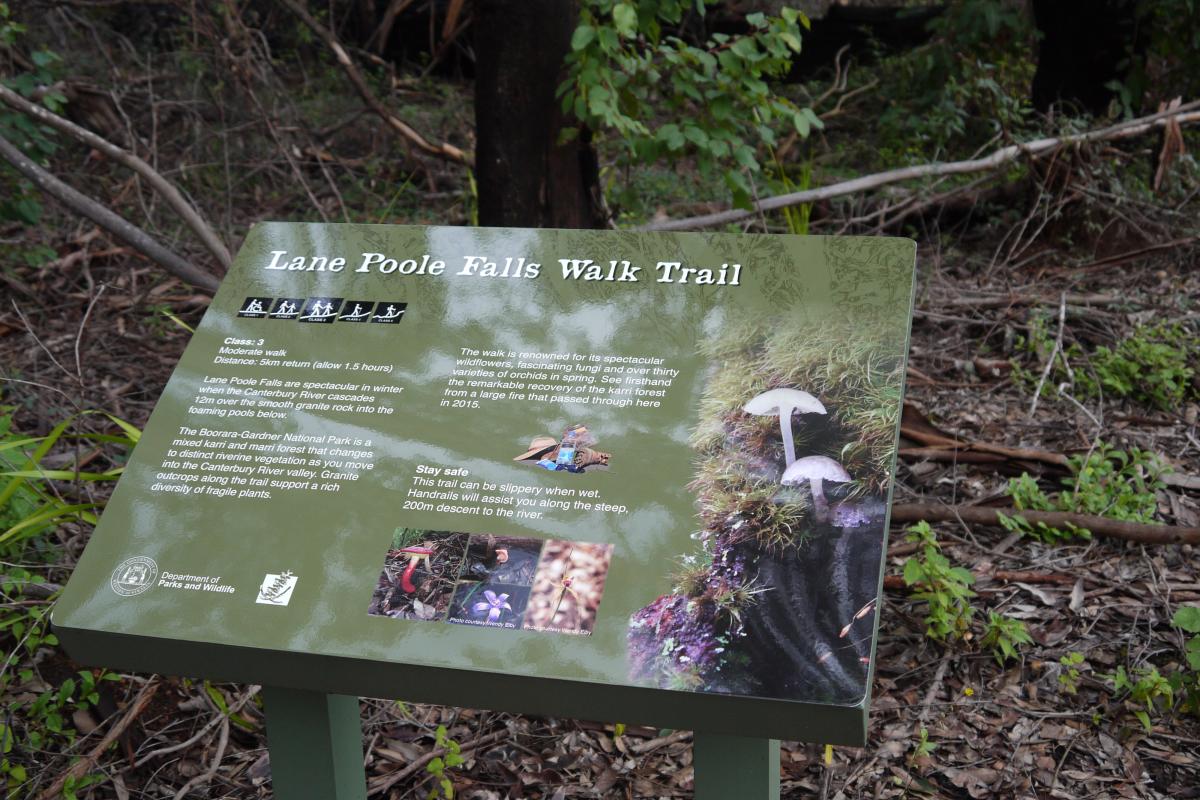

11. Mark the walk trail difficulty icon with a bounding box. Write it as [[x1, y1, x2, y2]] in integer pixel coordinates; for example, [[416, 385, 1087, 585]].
[[55, 224, 916, 799]]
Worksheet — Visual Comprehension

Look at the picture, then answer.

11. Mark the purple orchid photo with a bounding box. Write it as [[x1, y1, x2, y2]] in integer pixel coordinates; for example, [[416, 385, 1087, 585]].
[[472, 590, 512, 623]]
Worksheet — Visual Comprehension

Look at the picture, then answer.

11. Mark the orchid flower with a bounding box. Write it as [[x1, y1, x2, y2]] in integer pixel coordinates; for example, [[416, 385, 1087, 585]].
[[472, 590, 512, 623]]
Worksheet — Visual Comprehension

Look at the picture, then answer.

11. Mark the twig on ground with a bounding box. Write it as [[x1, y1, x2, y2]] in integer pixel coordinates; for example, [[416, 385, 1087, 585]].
[[136, 685, 260, 764], [73, 284, 106, 384], [170, 717, 229, 800], [919, 653, 951, 725], [630, 729, 692, 755], [279, 0, 471, 167], [1029, 292, 1067, 417], [900, 423, 1069, 468]]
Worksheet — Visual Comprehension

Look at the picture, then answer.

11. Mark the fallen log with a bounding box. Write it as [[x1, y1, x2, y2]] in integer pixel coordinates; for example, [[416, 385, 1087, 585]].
[[890, 503, 1200, 545], [642, 101, 1200, 231], [0, 84, 233, 271], [0, 132, 220, 293]]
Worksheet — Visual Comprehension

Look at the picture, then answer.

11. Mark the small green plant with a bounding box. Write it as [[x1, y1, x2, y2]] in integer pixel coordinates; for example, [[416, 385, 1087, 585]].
[[1001, 442, 1167, 542], [711, 578, 768, 627], [902, 522, 976, 643], [979, 611, 1032, 664], [1106, 664, 1175, 733], [1171, 606, 1200, 714], [671, 549, 714, 597], [425, 724, 465, 799], [1058, 651, 1086, 695], [909, 726, 937, 765]]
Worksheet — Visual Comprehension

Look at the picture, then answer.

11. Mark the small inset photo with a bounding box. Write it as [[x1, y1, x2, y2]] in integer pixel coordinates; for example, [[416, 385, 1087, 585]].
[[525, 540, 614, 635], [513, 424, 611, 474], [366, 529, 469, 621], [446, 582, 530, 630], [459, 534, 544, 586]]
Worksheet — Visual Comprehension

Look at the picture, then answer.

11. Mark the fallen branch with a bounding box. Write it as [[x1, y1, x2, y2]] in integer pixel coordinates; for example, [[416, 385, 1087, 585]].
[[898, 447, 1007, 465], [641, 101, 1200, 231], [0, 132, 220, 293], [280, 0, 471, 167], [0, 84, 232, 271], [1059, 235, 1200, 276], [38, 679, 159, 800], [900, 428, 1068, 468], [942, 292, 1131, 310], [630, 728, 692, 755], [0, 574, 62, 599], [890, 503, 1200, 545]]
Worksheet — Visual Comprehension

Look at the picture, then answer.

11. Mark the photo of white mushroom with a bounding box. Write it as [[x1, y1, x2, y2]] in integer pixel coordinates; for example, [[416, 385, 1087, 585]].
[[743, 387, 826, 467], [630, 315, 903, 702], [782, 455, 852, 522]]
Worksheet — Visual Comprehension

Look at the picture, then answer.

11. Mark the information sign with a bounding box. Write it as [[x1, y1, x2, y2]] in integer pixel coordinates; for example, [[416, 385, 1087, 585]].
[[56, 224, 916, 750]]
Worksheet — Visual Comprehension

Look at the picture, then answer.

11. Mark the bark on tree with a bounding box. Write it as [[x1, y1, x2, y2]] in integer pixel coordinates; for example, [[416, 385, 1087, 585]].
[[473, 0, 603, 229]]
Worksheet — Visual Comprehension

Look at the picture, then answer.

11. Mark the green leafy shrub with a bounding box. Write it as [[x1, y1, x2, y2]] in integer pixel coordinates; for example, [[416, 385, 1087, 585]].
[[1001, 442, 1167, 542], [0, 2, 64, 267], [0, 406, 137, 797], [562, 1, 821, 209], [875, 0, 1035, 155], [1079, 323, 1197, 411], [902, 522, 976, 642], [1124, 0, 1200, 107], [1014, 319, 1198, 412]]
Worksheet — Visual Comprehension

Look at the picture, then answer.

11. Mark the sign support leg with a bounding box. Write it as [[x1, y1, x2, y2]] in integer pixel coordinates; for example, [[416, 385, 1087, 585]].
[[693, 733, 780, 800], [263, 687, 367, 800]]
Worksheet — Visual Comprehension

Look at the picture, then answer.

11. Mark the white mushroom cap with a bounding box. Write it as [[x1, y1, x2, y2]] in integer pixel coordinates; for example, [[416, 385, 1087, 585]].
[[745, 388, 827, 468], [781, 455, 851, 486], [743, 388, 826, 418]]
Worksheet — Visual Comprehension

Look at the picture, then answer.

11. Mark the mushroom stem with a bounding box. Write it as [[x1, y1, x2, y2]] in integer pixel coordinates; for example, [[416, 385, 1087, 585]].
[[779, 408, 797, 467], [810, 477, 828, 520], [400, 558, 420, 593]]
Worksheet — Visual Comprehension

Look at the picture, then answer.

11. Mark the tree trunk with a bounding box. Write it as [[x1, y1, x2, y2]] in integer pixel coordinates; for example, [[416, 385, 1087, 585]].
[[473, 0, 603, 229]]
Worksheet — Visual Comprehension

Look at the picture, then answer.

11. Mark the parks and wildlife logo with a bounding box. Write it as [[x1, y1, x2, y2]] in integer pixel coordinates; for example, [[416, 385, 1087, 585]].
[[110, 556, 158, 596], [256, 571, 298, 606]]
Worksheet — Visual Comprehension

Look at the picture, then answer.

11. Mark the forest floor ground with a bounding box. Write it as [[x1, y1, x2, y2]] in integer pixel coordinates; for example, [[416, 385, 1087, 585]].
[[2, 29, 1200, 800]]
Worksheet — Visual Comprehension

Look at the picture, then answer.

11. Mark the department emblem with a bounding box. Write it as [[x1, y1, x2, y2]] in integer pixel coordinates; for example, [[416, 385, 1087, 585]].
[[110, 556, 158, 596]]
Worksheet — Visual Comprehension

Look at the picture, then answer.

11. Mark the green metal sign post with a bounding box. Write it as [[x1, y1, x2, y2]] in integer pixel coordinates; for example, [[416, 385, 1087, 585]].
[[262, 688, 367, 800], [54, 224, 915, 798]]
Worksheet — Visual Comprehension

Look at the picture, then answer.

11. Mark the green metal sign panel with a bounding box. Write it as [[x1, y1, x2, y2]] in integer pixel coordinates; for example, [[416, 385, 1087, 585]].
[[55, 224, 915, 745]]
